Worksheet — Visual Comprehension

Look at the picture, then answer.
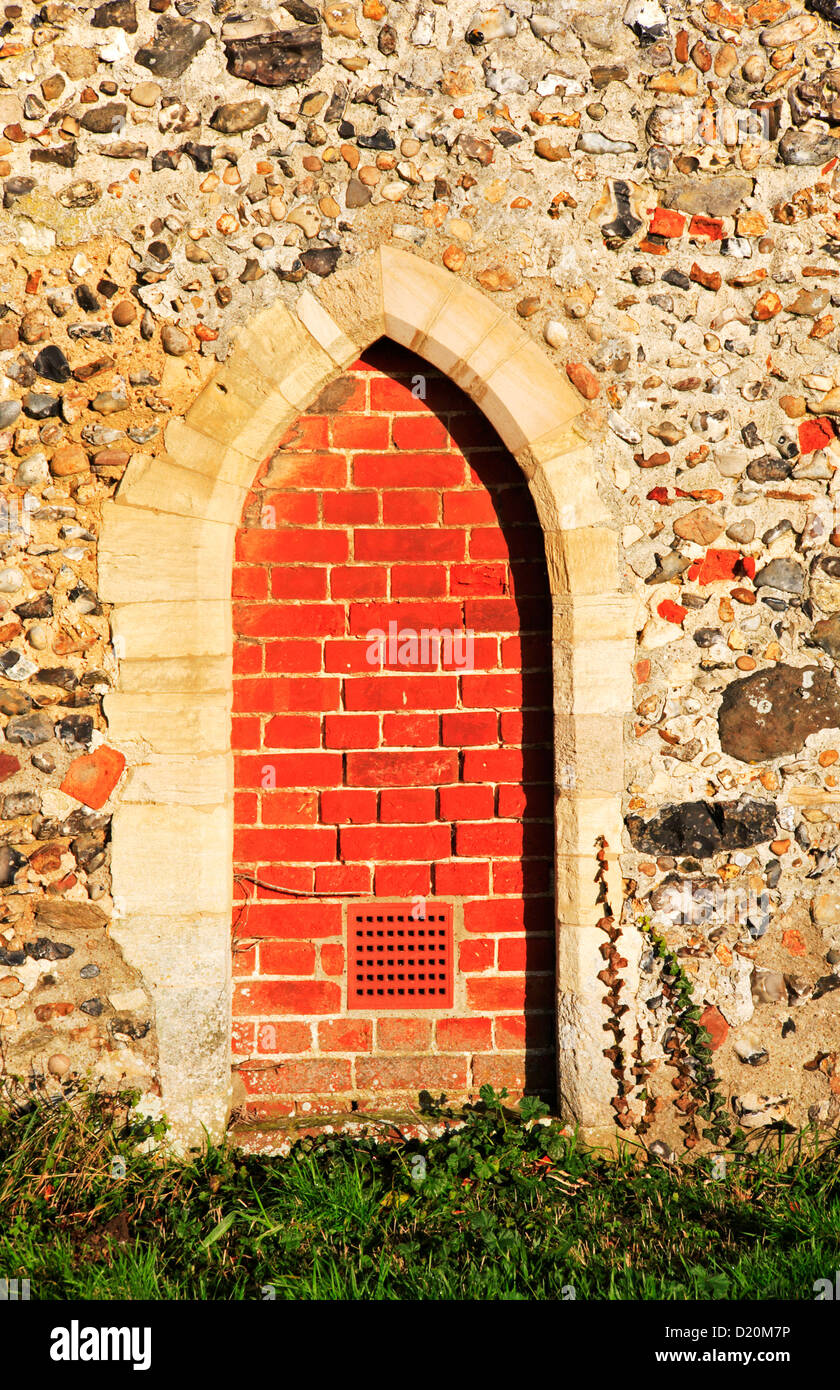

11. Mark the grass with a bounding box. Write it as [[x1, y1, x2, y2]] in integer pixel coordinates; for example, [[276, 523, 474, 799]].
[[0, 1085, 838, 1300]]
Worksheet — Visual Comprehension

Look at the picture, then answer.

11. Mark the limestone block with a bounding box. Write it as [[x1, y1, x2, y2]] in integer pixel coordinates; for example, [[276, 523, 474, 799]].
[[552, 592, 641, 645], [556, 924, 642, 1131], [116, 654, 232, 695], [111, 803, 232, 917], [381, 244, 454, 349], [553, 712, 625, 796], [473, 340, 582, 456], [121, 754, 232, 807], [99, 503, 235, 603], [116, 453, 248, 526], [295, 288, 359, 367], [545, 527, 620, 595], [110, 600, 231, 661], [527, 444, 611, 532], [163, 417, 266, 484], [553, 638, 635, 716], [104, 691, 231, 754]]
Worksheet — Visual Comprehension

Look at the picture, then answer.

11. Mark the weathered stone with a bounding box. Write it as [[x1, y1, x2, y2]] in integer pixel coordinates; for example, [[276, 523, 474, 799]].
[[754, 558, 805, 594], [224, 26, 323, 86], [663, 175, 753, 217], [136, 15, 213, 79], [626, 798, 777, 857], [209, 100, 269, 135], [35, 900, 107, 932], [91, 0, 137, 31], [719, 665, 840, 762]]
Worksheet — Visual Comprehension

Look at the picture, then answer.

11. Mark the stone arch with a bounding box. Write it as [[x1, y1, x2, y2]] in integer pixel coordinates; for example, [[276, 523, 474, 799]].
[[98, 245, 637, 1149]]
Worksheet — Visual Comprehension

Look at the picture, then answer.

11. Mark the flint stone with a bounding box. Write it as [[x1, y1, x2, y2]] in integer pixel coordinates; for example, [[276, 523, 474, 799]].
[[626, 798, 777, 858], [91, 0, 137, 31], [224, 26, 323, 86], [754, 558, 805, 594], [25, 935, 75, 960], [136, 15, 213, 79], [779, 129, 840, 165], [210, 100, 269, 134], [810, 612, 840, 660], [663, 175, 753, 217], [80, 103, 126, 134], [719, 664, 840, 762]]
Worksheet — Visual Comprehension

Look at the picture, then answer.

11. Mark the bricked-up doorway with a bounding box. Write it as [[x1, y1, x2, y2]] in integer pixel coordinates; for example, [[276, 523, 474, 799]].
[[231, 340, 555, 1117]]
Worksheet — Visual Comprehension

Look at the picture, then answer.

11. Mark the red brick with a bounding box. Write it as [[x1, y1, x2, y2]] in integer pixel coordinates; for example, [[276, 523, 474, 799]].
[[234, 644, 261, 675], [323, 638, 376, 674], [235, 826, 337, 863], [493, 861, 552, 894], [438, 785, 494, 820], [382, 713, 439, 746], [243, 750, 342, 784], [322, 490, 379, 524], [236, 529, 347, 565], [260, 791, 318, 825], [319, 788, 377, 823], [269, 568, 328, 600], [433, 861, 490, 895], [355, 1056, 468, 1090], [231, 715, 260, 750], [234, 791, 258, 824], [233, 566, 269, 599], [349, 600, 463, 636], [235, 602, 344, 640], [241, 1059, 352, 1094], [498, 935, 554, 972], [497, 783, 553, 818], [466, 977, 527, 1011], [355, 529, 465, 562], [233, 979, 341, 1015], [369, 376, 426, 411], [441, 711, 498, 746], [339, 824, 450, 861], [344, 675, 457, 711], [314, 864, 372, 894], [373, 863, 430, 896], [379, 787, 436, 822], [462, 749, 527, 782], [324, 713, 380, 749], [436, 1017, 492, 1050], [332, 415, 390, 449], [391, 414, 450, 450], [275, 415, 330, 450], [273, 452, 347, 489], [389, 563, 448, 596], [464, 898, 536, 933], [234, 676, 340, 714], [460, 673, 522, 707], [232, 1020, 255, 1054], [233, 941, 256, 975], [459, 938, 495, 972], [449, 559, 508, 593], [254, 492, 318, 526], [346, 750, 457, 787], [256, 1021, 312, 1054], [377, 1017, 432, 1051], [321, 943, 345, 975], [494, 1016, 526, 1050], [443, 492, 498, 524], [382, 491, 439, 525], [456, 822, 523, 858], [318, 1018, 373, 1052], [233, 904, 341, 942], [330, 565, 388, 598], [263, 640, 323, 674], [260, 940, 317, 975]]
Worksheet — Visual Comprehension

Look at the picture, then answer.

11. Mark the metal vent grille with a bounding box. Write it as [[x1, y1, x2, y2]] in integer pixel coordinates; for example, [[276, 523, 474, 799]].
[[347, 904, 453, 1010]]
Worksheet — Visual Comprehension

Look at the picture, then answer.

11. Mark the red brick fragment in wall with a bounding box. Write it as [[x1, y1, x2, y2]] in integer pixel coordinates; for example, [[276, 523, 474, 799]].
[[230, 340, 556, 1115], [60, 745, 126, 810]]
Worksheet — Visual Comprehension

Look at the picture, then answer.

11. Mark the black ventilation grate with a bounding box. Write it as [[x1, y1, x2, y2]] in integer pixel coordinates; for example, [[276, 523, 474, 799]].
[[347, 904, 453, 1010]]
